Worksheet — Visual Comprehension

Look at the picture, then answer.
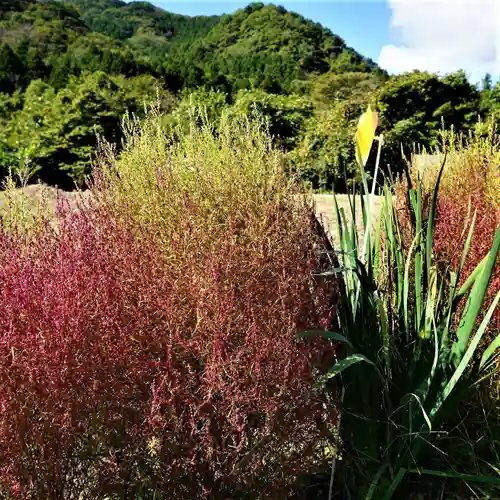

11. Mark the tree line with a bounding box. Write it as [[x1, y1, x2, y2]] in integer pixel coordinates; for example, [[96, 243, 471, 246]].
[[0, 0, 498, 189]]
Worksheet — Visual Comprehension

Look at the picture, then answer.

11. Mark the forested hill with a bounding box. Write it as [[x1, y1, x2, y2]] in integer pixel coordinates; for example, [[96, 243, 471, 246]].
[[65, 0, 380, 90], [0, 0, 497, 190], [66, 0, 222, 50], [0, 0, 379, 92]]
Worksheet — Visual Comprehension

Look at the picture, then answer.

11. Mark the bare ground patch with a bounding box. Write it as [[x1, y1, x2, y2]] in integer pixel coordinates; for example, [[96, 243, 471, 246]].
[[312, 194, 383, 249], [0, 187, 382, 252]]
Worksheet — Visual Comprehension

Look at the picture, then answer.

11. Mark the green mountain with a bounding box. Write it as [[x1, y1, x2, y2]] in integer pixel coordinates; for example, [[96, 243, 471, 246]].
[[72, 0, 379, 89], [162, 2, 380, 91], [67, 0, 221, 43], [0, 0, 380, 92], [2, 0, 486, 192]]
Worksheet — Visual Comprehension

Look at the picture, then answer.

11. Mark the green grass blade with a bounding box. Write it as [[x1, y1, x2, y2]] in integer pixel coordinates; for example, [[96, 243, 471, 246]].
[[297, 330, 352, 348], [404, 232, 419, 335], [360, 187, 367, 230], [333, 195, 349, 270], [461, 196, 472, 239], [407, 392, 432, 431], [415, 181, 423, 333], [358, 160, 373, 264], [340, 208, 355, 258], [376, 294, 391, 374], [407, 468, 500, 486], [485, 461, 500, 477], [479, 292, 500, 369], [382, 468, 407, 500], [352, 201, 360, 252], [415, 317, 440, 402], [408, 187, 417, 220], [324, 353, 376, 380], [454, 254, 487, 302], [333, 191, 343, 244], [452, 222, 500, 365], [425, 155, 446, 290], [358, 153, 370, 198], [346, 187, 358, 251], [364, 135, 382, 272], [435, 276, 446, 322], [373, 203, 383, 279], [365, 463, 388, 500], [433, 288, 500, 419], [392, 206, 405, 311], [340, 208, 357, 285], [421, 265, 437, 340], [383, 190, 395, 263], [384, 187, 404, 307], [453, 208, 477, 294], [442, 209, 477, 345], [480, 336, 500, 372]]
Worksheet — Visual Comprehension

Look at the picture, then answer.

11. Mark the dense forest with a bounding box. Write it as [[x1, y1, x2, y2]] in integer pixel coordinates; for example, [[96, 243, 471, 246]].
[[0, 0, 499, 189]]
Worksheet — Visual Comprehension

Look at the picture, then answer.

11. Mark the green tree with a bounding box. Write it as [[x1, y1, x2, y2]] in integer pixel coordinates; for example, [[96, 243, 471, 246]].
[[308, 71, 384, 107], [480, 74, 500, 120], [163, 87, 226, 134], [0, 72, 169, 187], [376, 70, 480, 171], [291, 71, 382, 190], [486, 80, 500, 122], [228, 89, 313, 149], [48, 33, 141, 87], [0, 42, 24, 93], [291, 100, 366, 190]]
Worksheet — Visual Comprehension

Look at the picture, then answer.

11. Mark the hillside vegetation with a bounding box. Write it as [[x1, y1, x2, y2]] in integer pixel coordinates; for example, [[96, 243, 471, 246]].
[[0, 0, 499, 191]]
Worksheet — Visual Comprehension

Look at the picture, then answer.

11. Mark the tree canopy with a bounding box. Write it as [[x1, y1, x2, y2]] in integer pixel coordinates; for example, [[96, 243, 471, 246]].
[[0, 0, 498, 189]]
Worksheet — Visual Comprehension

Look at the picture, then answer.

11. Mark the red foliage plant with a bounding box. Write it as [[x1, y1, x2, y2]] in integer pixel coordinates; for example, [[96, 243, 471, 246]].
[[432, 178, 500, 332], [394, 157, 500, 334], [0, 193, 339, 499]]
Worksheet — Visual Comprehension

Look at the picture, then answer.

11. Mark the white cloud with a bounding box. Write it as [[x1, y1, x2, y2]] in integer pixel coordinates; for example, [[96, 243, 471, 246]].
[[378, 0, 500, 83]]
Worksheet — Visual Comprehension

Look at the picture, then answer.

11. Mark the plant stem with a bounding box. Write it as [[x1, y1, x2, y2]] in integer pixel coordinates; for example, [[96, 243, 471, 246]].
[[360, 134, 384, 265], [328, 385, 345, 500]]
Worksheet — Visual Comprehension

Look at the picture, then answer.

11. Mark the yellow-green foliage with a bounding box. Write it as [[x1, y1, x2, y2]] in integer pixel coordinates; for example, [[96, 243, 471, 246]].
[[92, 103, 304, 250], [410, 121, 500, 207], [0, 165, 53, 237]]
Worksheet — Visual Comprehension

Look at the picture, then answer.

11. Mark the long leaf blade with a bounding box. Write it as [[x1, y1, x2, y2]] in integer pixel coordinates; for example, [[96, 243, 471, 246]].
[[297, 330, 352, 348], [479, 294, 500, 369], [432, 289, 500, 419], [452, 223, 500, 365], [425, 155, 446, 282], [324, 353, 375, 380]]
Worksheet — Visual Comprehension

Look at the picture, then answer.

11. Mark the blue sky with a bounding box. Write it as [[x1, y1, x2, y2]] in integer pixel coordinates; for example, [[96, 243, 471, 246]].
[[147, 1, 499, 85]]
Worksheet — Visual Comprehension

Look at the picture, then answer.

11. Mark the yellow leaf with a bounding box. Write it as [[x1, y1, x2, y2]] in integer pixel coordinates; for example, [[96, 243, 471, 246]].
[[354, 105, 378, 166]]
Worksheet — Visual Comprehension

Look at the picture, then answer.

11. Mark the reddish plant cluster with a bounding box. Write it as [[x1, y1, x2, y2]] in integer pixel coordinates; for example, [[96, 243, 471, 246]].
[[0, 196, 338, 498], [433, 182, 500, 332], [395, 162, 499, 333]]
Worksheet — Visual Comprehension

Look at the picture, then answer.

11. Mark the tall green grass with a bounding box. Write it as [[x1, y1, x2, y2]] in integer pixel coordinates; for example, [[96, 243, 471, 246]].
[[302, 108, 500, 498]]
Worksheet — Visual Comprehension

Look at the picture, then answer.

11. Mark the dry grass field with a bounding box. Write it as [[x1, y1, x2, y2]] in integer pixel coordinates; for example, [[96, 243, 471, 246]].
[[312, 193, 383, 248], [0, 187, 383, 251], [0, 184, 84, 210]]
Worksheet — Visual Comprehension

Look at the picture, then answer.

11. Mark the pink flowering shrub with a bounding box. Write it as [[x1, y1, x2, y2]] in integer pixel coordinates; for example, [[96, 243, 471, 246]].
[[0, 114, 339, 498]]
